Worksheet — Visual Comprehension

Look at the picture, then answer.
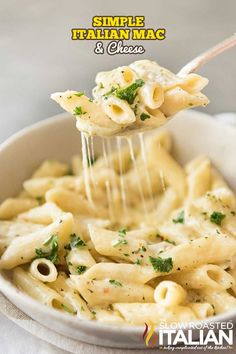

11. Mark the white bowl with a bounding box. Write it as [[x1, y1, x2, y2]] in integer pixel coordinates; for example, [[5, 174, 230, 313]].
[[0, 110, 236, 348]]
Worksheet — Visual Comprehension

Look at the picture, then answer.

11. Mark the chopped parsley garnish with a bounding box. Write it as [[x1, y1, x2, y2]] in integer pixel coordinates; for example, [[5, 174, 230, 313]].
[[149, 256, 173, 273], [73, 106, 87, 115], [134, 259, 142, 265], [112, 238, 128, 247], [74, 92, 84, 97], [98, 82, 104, 89], [64, 234, 86, 251], [116, 79, 145, 104], [210, 211, 225, 226], [112, 228, 128, 247], [109, 279, 122, 287], [61, 303, 76, 315], [118, 228, 127, 237], [173, 210, 185, 224], [103, 86, 117, 99], [140, 112, 150, 121], [35, 234, 59, 264], [76, 265, 87, 274], [36, 196, 44, 203], [231, 211, 236, 216], [165, 239, 176, 245], [133, 104, 138, 115]]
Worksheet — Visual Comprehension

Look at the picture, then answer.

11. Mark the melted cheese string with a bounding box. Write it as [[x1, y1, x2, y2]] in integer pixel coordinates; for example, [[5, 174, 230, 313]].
[[127, 137, 147, 216], [81, 132, 95, 209]]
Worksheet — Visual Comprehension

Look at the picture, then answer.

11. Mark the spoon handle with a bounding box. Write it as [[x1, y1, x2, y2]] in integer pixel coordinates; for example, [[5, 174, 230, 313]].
[[178, 33, 236, 76]]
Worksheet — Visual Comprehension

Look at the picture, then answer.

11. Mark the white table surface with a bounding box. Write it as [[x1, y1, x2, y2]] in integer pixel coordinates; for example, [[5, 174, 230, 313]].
[[0, 313, 68, 354]]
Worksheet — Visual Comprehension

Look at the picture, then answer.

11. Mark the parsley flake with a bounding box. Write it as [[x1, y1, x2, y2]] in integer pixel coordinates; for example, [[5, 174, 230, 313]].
[[74, 92, 84, 97], [103, 86, 117, 99], [61, 303, 76, 315], [109, 279, 122, 287], [64, 234, 86, 251], [73, 106, 87, 115], [35, 235, 59, 264], [36, 196, 44, 203], [134, 259, 142, 265], [76, 265, 87, 274], [210, 211, 225, 226], [112, 238, 128, 247], [149, 256, 173, 273], [140, 113, 150, 121], [173, 210, 185, 224], [116, 79, 144, 104], [118, 228, 127, 237], [165, 239, 176, 245]]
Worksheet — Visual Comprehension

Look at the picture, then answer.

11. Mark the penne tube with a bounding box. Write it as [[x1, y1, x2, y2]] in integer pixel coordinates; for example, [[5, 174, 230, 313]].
[[113, 303, 197, 325], [0, 198, 38, 220], [49, 272, 93, 319], [30, 258, 58, 282], [160, 87, 209, 117], [70, 275, 154, 306], [0, 213, 73, 269], [164, 264, 235, 290], [189, 302, 214, 319], [154, 281, 187, 307], [139, 82, 164, 109], [46, 188, 96, 216], [23, 176, 78, 198], [13, 267, 67, 309], [32, 160, 69, 178], [17, 202, 64, 225], [102, 96, 136, 124], [84, 263, 156, 284], [187, 159, 212, 201], [199, 288, 236, 314]]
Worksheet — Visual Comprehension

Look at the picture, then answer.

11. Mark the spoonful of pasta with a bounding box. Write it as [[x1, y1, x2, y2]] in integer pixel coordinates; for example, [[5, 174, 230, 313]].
[[51, 34, 236, 137]]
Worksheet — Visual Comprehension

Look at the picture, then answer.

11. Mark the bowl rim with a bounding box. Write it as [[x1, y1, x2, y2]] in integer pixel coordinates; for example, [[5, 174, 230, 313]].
[[0, 111, 236, 336], [0, 112, 70, 153]]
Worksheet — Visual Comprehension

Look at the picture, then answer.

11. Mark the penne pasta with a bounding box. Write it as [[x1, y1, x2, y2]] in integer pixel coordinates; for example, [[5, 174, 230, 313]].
[[1, 123, 236, 326]]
